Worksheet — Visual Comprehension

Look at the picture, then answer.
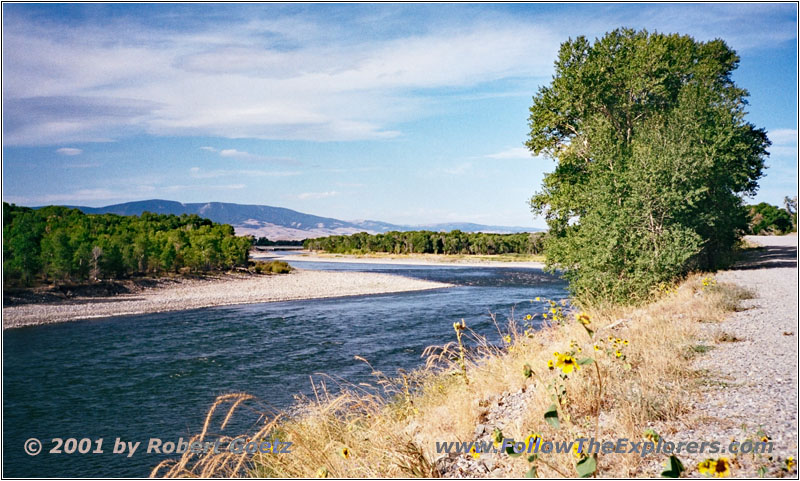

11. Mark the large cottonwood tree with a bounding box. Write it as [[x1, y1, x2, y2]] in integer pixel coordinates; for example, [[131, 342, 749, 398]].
[[527, 28, 770, 303]]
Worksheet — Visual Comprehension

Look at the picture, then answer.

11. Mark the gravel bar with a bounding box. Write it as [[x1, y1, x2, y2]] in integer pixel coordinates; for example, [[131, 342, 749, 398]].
[[3, 270, 453, 329]]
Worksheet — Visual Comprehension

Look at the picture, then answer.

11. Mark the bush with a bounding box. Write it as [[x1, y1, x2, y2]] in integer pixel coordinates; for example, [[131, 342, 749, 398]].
[[748, 202, 794, 235], [250, 260, 293, 275]]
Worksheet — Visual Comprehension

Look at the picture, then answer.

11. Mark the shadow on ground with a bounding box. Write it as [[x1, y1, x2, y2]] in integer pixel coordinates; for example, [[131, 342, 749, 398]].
[[731, 245, 798, 270]]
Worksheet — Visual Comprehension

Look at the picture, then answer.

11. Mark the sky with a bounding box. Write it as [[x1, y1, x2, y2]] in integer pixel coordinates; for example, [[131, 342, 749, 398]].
[[2, 3, 797, 228]]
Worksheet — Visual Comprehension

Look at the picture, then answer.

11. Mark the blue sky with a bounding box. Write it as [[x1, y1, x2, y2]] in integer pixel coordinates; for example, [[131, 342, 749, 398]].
[[2, 3, 797, 228]]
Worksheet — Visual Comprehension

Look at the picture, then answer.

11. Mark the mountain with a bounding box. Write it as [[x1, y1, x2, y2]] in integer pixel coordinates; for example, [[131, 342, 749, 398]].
[[60, 199, 542, 240]]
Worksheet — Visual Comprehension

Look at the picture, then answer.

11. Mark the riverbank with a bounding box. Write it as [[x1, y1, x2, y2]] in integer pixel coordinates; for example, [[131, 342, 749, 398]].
[[154, 235, 797, 478], [2, 270, 452, 329], [259, 251, 546, 268]]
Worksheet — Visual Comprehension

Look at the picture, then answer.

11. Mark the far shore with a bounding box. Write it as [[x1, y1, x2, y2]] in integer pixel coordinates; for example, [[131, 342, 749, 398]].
[[3, 270, 452, 329], [255, 251, 547, 269]]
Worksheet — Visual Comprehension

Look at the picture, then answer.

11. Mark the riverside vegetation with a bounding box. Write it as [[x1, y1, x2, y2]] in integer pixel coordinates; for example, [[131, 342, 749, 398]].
[[303, 231, 544, 256], [3, 203, 253, 286], [150, 29, 791, 478]]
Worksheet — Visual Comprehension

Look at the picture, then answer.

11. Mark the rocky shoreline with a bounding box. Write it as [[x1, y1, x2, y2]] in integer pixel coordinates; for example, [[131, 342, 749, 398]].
[[2, 270, 453, 329]]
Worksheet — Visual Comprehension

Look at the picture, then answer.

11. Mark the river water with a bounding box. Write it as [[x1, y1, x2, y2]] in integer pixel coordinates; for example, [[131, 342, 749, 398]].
[[3, 259, 566, 477]]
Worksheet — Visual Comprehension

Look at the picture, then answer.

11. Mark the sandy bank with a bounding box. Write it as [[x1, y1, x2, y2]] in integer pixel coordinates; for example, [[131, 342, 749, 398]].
[[266, 252, 546, 269], [3, 270, 452, 329]]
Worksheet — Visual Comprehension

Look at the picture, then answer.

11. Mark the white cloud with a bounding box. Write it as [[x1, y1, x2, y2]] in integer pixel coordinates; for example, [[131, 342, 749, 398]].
[[485, 147, 531, 160], [189, 166, 301, 179], [768, 128, 798, 157], [297, 191, 339, 200], [56, 147, 83, 156], [2, 5, 794, 146]]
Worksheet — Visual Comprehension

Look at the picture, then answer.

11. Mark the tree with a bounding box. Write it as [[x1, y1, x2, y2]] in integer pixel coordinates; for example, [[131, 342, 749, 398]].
[[527, 29, 769, 304], [748, 202, 793, 235]]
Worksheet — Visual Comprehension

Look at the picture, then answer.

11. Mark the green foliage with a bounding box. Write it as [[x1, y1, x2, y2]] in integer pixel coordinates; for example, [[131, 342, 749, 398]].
[[575, 455, 597, 478], [661, 455, 686, 478], [3, 203, 252, 285], [543, 404, 560, 429], [250, 260, 293, 274], [527, 28, 769, 304], [748, 202, 795, 234], [303, 230, 544, 255]]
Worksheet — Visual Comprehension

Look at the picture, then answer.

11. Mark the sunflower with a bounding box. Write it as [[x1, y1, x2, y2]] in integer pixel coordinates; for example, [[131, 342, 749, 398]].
[[572, 442, 587, 459], [711, 458, 731, 477], [525, 433, 542, 451], [576, 313, 591, 325], [547, 359, 554, 370], [469, 444, 480, 460], [525, 314, 533, 320], [593, 344, 600, 351], [786, 457, 796, 470], [699, 458, 730, 477], [555, 353, 579, 374], [340, 447, 351, 460], [698, 459, 713, 476]]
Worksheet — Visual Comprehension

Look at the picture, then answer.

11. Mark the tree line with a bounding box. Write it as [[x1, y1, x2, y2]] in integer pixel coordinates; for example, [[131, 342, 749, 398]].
[[3, 203, 252, 286], [303, 230, 544, 255]]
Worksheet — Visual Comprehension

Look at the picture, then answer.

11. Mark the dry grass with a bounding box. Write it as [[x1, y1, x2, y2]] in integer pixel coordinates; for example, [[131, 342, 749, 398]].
[[152, 273, 746, 478]]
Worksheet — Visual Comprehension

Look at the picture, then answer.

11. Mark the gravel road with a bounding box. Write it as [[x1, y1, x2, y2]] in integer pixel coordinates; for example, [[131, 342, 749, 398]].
[[671, 234, 798, 476]]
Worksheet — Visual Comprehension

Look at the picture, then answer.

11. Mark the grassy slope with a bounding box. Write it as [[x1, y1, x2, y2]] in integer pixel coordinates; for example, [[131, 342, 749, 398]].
[[152, 274, 750, 478]]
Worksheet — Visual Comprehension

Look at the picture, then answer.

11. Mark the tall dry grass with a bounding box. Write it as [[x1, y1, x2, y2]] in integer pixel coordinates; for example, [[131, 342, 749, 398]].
[[151, 273, 750, 478]]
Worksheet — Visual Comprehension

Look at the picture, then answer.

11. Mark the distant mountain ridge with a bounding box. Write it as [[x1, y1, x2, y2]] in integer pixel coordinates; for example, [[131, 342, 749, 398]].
[[58, 199, 542, 240]]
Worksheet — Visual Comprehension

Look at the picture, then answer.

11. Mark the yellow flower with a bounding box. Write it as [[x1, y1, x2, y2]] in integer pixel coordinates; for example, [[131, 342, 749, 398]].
[[607, 336, 614, 342], [593, 344, 600, 351], [340, 447, 351, 459], [786, 457, 796, 470], [469, 444, 480, 460], [711, 458, 731, 477], [572, 442, 587, 459], [535, 297, 541, 301], [550, 308, 557, 314], [553, 351, 559, 357], [555, 354, 579, 374], [543, 313, 548, 319], [576, 313, 591, 325], [316, 467, 329, 478], [525, 314, 533, 320], [547, 359, 554, 370], [761, 435, 771, 443], [615, 350, 622, 358], [622, 340, 629, 346], [503, 335, 512, 344], [525, 433, 542, 450], [699, 458, 731, 477]]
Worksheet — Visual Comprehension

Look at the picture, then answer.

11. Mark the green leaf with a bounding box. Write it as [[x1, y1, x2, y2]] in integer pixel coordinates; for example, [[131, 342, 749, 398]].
[[757, 465, 767, 478], [523, 363, 533, 378], [524, 465, 538, 478], [643, 428, 660, 442], [660, 455, 686, 478], [544, 404, 560, 429], [576, 455, 597, 478], [506, 445, 522, 458], [577, 357, 594, 366], [527, 454, 538, 463]]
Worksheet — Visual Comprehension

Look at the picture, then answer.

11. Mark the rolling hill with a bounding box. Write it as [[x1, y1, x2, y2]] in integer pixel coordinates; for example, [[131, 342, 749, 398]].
[[61, 199, 542, 240]]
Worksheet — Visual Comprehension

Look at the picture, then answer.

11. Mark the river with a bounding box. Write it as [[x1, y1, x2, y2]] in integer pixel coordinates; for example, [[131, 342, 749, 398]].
[[3, 259, 566, 477]]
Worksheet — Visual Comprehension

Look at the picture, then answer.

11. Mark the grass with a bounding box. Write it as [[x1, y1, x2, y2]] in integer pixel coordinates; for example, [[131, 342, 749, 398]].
[[151, 273, 749, 478]]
